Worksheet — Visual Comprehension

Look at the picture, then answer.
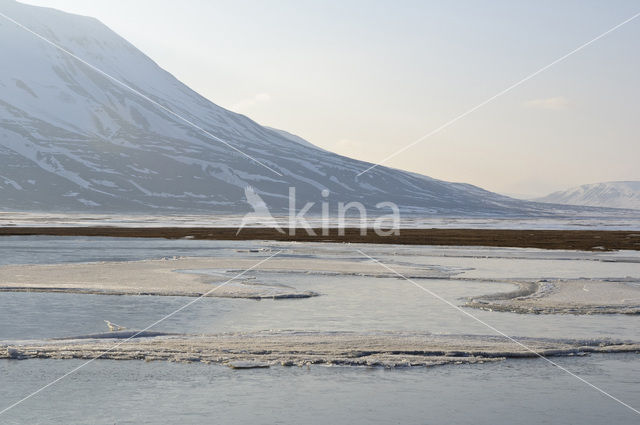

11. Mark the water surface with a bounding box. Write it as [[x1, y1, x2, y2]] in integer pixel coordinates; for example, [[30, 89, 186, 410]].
[[1, 236, 638, 424]]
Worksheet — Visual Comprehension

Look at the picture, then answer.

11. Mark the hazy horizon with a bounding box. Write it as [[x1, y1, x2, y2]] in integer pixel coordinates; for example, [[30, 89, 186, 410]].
[[18, 0, 640, 198]]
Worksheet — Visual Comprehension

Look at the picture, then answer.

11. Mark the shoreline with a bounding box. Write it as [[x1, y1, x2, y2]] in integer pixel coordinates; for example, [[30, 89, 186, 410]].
[[3, 331, 638, 368], [0, 256, 449, 298], [466, 279, 640, 315], [2, 227, 640, 251], [2, 256, 639, 314]]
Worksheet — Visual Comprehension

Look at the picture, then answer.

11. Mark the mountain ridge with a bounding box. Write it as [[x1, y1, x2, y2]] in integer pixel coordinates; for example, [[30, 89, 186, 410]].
[[536, 181, 640, 211]]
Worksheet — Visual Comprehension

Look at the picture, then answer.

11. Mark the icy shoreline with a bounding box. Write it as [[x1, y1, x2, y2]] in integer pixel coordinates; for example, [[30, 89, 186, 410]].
[[466, 278, 640, 314], [2, 331, 638, 368], [0, 256, 449, 298], [3, 212, 640, 230], [2, 256, 638, 313]]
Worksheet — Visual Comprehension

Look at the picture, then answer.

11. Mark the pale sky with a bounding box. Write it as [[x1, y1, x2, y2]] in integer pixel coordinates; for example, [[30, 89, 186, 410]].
[[19, 0, 640, 197]]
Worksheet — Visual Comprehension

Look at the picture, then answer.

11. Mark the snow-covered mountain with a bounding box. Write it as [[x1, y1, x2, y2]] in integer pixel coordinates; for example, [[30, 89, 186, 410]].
[[263, 127, 326, 152], [536, 182, 640, 210], [0, 1, 552, 216]]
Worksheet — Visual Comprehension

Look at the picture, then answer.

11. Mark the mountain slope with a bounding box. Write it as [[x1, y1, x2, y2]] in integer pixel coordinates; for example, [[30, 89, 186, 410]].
[[263, 127, 326, 152], [0, 1, 544, 215], [536, 182, 640, 210]]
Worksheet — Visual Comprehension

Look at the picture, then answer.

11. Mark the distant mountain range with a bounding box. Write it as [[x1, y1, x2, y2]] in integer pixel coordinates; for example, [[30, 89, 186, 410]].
[[0, 1, 628, 218], [536, 181, 640, 210]]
